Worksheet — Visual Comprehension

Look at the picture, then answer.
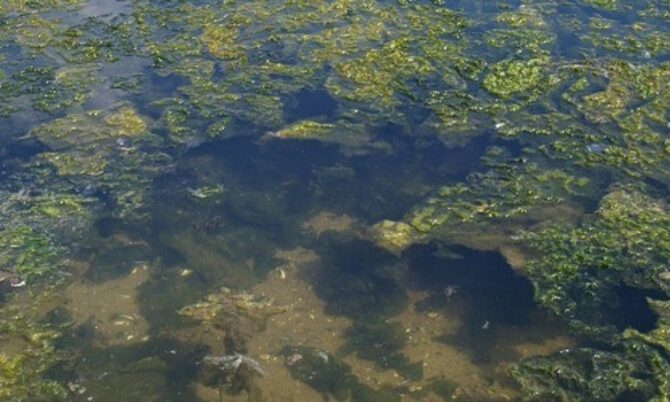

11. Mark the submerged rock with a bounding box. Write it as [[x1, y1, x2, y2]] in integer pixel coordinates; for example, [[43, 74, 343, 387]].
[[370, 220, 419, 255], [202, 353, 266, 377]]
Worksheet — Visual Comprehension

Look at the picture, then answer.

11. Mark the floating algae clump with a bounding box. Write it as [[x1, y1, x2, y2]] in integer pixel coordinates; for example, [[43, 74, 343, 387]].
[[103, 107, 148, 138], [28, 107, 148, 150], [25, 107, 172, 219], [200, 25, 246, 63], [268, 120, 335, 140], [482, 59, 545, 98]]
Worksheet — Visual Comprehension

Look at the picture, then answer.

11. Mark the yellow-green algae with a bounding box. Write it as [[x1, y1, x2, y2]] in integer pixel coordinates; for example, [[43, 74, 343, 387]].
[[0, 0, 670, 400], [0, 291, 69, 402]]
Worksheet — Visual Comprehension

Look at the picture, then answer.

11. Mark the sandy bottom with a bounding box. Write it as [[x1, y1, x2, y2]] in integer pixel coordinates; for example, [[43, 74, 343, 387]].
[[190, 212, 575, 401], [49, 211, 575, 402], [65, 262, 151, 347]]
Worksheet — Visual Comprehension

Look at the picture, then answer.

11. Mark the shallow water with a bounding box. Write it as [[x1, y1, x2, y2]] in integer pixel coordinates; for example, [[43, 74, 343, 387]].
[[1, 1, 669, 401]]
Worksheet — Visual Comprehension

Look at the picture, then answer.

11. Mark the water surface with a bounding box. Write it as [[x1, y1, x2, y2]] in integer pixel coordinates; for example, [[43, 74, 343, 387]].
[[1, 1, 669, 401]]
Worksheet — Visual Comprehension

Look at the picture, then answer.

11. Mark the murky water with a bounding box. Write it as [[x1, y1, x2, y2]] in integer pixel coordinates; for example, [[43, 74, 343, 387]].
[[1, 1, 669, 401]]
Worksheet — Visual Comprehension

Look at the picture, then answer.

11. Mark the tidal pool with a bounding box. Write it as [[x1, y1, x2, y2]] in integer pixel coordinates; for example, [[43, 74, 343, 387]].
[[1, 1, 669, 401]]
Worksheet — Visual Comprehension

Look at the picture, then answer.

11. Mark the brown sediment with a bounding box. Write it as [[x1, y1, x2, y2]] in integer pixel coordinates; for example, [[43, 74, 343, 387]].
[[64, 262, 151, 347], [388, 291, 509, 399], [192, 247, 335, 401], [302, 211, 358, 237], [499, 246, 527, 269], [189, 247, 575, 401]]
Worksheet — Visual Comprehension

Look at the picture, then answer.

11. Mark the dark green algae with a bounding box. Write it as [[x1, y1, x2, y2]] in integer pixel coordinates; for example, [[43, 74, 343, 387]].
[[0, 0, 670, 400]]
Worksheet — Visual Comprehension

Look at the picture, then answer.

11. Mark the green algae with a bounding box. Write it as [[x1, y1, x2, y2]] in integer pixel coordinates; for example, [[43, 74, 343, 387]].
[[0, 227, 65, 282], [482, 59, 546, 98], [0, 293, 69, 402], [583, 0, 619, 10], [510, 343, 667, 401], [522, 188, 670, 334], [25, 107, 172, 219], [0, 0, 669, 400]]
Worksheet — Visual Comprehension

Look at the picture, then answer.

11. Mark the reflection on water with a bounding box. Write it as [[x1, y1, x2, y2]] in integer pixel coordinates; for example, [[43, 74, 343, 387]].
[[1, 0, 669, 400]]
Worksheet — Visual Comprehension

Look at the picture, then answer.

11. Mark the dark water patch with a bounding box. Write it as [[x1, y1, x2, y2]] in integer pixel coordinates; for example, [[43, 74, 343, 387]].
[[2, 138, 49, 161], [601, 285, 663, 333], [284, 88, 338, 121], [405, 243, 539, 364], [94, 217, 138, 238], [374, 122, 491, 182], [408, 244, 536, 325], [308, 233, 407, 320]]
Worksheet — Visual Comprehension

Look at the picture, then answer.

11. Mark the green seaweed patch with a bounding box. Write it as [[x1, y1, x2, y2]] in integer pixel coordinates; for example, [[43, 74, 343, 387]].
[[103, 107, 148, 137], [0, 0, 82, 14], [583, 0, 619, 11], [482, 59, 546, 98], [370, 220, 420, 255], [0, 227, 65, 282], [523, 188, 670, 337], [38, 152, 107, 176], [28, 107, 148, 150], [403, 152, 589, 239], [496, 6, 546, 28], [625, 299, 670, 353], [267, 120, 335, 140], [27, 108, 172, 220], [511, 343, 668, 401], [0, 292, 70, 402], [327, 37, 434, 110], [200, 25, 246, 63]]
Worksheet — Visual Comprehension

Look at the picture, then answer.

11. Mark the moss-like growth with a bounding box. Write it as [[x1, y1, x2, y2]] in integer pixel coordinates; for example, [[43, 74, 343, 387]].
[[523, 188, 670, 336], [200, 25, 245, 62], [0, 293, 69, 401], [482, 59, 545, 98], [268, 120, 335, 140], [103, 107, 148, 137]]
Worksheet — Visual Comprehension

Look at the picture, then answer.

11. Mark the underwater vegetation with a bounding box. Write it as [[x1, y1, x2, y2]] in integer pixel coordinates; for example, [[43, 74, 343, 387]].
[[0, 0, 669, 400]]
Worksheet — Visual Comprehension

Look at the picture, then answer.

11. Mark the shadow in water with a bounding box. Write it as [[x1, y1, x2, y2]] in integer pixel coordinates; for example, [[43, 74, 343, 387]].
[[405, 243, 539, 364]]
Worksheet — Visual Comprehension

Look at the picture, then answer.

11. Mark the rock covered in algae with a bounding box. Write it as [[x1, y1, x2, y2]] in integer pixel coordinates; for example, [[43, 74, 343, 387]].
[[370, 220, 419, 255], [266, 120, 335, 140], [179, 287, 288, 351], [511, 344, 666, 401], [523, 187, 670, 335], [624, 299, 670, 354], [179, 287, 288, 322]]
